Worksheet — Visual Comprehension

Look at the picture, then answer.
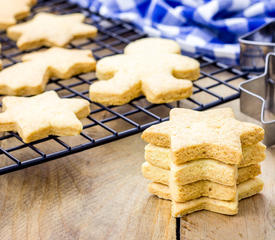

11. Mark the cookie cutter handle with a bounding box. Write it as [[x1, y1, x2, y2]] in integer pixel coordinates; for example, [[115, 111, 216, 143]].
[[239, 21, 275, 73]]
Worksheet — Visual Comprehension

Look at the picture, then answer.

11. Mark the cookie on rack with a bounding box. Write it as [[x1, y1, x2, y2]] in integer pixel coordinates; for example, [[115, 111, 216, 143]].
[[0, 91, 90, 143], [89, 38, 200, 105], [7, 12, 97, 50], [0, 47, 96, 96], [0, 0, 36, 30]]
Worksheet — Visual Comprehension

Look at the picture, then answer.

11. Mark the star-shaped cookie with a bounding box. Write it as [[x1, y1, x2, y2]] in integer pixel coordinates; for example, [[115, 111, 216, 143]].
[[89, 38, 200, 105], [0, 0, 36, 30], [7, 12, 97, 50], [0, 91, 90, 143], [141, 108, 264, 165], [0, 47, 96, 96], [144, 142, 265, 186], [143, 161, 261, 201], [145, 142, 266, 170], [148, 177, 264, 217]]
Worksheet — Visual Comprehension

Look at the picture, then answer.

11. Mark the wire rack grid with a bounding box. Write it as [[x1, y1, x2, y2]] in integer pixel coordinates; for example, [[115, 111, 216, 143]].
[[0, 0, 249, 175]]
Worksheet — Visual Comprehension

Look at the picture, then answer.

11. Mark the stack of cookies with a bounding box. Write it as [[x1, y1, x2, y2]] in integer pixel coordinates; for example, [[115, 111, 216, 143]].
[[141, 108, 265, 217]]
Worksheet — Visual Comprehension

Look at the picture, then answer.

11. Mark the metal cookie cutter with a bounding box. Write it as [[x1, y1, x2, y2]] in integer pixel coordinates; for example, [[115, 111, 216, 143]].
[[240, 52, 275, 146], [239, 20, 275, 73]]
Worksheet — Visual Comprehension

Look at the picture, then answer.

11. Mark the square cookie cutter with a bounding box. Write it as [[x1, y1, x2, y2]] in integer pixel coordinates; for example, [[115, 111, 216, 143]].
[[239, 20, 275, 73], [240, 52, 275, 146]]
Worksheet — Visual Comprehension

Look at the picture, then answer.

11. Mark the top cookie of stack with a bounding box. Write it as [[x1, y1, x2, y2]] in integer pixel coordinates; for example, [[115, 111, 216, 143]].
[[141, 108, 265, 217]]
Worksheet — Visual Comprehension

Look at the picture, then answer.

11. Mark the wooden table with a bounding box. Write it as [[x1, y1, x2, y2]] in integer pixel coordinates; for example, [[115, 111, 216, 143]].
[[0, 99, 274, 240]]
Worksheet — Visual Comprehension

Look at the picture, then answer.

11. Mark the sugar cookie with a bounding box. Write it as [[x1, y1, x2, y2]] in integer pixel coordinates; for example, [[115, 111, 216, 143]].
[[0, 0, 36, 30], [143, 161, 261, 186], [0, 91, 90, 143], [7, 13, 97, 50], [148, 178, 264, 216], [0, 47, 96, 96], [142, 162, 261, 201], [90, 38, 200, 105], [142, 108, 264, 165], [145, 142, 265, 170], [141, 107, 265, 217]]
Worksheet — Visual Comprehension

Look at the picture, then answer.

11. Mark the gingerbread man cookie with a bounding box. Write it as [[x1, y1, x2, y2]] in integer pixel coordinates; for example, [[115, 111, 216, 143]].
[[89, 38, 200, 105], [0, 47, 96, 96]]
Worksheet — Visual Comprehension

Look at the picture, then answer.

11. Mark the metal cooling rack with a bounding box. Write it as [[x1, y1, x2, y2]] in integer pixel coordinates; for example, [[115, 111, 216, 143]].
[[0, 0, 249, 175]]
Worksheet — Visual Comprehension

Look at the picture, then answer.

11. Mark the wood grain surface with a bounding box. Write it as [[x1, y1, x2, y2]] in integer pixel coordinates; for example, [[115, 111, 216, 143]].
[[0, 100, 274, 240]]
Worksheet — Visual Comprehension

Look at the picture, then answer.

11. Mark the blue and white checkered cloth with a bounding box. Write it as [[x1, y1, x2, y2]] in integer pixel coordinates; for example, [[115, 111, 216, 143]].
[[70, 0, 275, 65]]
